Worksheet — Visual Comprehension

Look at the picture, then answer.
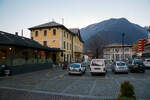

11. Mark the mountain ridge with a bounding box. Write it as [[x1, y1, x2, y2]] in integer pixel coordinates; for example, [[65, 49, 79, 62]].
[[80, 18, 147, 44]]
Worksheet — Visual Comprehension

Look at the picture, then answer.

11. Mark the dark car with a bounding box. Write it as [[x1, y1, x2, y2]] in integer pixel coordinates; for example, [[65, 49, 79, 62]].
[[128, 59, 145, 73], [0, 65, 6, 76], [0, 65, 11, 76]]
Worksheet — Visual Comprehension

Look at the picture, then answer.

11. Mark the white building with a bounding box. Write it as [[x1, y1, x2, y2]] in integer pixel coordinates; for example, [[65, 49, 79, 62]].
[[103, 43, 133, 62]]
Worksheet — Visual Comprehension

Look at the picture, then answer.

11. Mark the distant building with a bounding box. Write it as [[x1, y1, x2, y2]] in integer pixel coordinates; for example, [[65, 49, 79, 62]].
[[132, 39, 148, 56], [29, 21, 84, 63], [103, 43, 133, 62]]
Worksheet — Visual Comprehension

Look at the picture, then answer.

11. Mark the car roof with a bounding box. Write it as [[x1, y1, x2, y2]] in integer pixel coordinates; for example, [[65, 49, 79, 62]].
[[145, 59, 150, 60], [115, 61, 125, 63], [91, 59, 105, 61], [71, 63, 81, 65]]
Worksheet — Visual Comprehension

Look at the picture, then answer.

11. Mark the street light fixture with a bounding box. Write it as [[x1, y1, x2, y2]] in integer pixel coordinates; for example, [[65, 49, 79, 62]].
[[122, 33, 125, 61]]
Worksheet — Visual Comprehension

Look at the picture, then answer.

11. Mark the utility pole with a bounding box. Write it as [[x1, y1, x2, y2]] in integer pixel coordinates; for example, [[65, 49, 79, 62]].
[[96, 48, 98, 58], [122, 33, 125, 61]]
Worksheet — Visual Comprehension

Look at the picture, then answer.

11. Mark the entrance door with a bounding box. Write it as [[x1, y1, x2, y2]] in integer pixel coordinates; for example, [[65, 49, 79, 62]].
[[52, 54, 56, 63]]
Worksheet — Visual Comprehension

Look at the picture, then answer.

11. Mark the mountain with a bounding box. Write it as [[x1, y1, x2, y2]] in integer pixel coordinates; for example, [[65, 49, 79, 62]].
[[80, 18, 148, 44]]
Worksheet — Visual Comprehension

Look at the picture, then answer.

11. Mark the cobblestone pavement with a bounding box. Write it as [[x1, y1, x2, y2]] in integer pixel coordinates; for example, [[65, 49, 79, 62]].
[[0, 66, 150, 100]]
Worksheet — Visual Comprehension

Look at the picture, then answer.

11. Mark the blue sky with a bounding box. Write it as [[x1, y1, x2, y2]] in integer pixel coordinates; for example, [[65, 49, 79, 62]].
[[0, 0, 150, 38]]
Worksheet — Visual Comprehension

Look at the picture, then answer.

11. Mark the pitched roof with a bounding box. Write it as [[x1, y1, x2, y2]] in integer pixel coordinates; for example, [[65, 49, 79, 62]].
[[69, 28, 84, 43], [29, 21, 63, 30], [0, 31, 63, 52], [69, 28, 79, 34]]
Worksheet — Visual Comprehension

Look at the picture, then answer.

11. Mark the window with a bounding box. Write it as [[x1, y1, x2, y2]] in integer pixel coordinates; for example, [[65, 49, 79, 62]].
[[35, 31, 38, 37], [64, 41, 66, 49], [70, 35, 72, 40], [64, 31, 65, 37], [53, 29, 56, 35], [67, 42, 68, 50], [44, 30, 47, 36], [125, 48, 129, 52], [70, 44, 72, 50], [43, 41, 47, 46], [67, 33, 68, 38]]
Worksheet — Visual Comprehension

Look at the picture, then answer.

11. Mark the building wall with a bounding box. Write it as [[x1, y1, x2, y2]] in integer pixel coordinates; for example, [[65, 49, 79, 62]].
[[103, 46, 133, 62], [132, 39, 148, 55], [72, 34, 83, 62], [0, 45, 53, 66], [31, 27, 73, 63]]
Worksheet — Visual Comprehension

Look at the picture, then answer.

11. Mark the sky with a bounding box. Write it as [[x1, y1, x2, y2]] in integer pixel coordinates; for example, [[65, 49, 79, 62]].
[[0, 0, 150, 38]]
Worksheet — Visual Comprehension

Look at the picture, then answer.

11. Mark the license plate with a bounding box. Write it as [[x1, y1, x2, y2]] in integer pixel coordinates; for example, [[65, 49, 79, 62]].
[[72, 69, 77, 71], [95, 68, 100, 70]]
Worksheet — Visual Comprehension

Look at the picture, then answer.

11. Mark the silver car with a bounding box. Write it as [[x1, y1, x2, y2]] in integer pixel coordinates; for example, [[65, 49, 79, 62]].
[[112, 61, 128, 74], [68, 63, 86, 75], [144, 59, 150, 68]]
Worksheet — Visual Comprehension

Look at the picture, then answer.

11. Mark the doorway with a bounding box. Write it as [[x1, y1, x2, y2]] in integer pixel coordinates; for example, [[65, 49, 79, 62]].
[[52, 54, 56, 63]]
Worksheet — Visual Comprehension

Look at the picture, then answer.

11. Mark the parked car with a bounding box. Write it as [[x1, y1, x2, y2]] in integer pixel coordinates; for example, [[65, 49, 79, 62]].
[[128, 59, 145, 73], [143, 59, 150, 68], [112, 61, 128, 74], [0, 65, 11, 76], [90, 59, 106, 75], [0, 65, 5, 76], [68, 63, 86, 75]]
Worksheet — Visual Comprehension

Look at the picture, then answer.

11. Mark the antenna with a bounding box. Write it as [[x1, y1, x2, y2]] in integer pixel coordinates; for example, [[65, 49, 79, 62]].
[[21, 29, 23, 37], [62, 18, 64, 25]]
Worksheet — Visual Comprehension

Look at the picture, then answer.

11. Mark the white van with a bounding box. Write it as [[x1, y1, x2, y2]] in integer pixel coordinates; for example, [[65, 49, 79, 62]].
[[90, 59, 106, 75]]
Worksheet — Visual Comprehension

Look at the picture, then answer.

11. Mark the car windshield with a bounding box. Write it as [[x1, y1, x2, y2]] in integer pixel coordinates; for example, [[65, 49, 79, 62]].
[[91, 60, 104, 66], [70, 64, 80, 68], [135, 60, 143, 64], [117, 62, 126, 66], [146, 60, 150, 62]]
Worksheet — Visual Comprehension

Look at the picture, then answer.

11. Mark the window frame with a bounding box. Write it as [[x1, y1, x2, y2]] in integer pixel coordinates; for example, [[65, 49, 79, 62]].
[[35, 31, 38, 37], [44, 30, 47, 36]]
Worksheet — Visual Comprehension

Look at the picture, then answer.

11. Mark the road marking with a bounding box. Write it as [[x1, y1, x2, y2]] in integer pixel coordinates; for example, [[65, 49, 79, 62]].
[[89, 80, 96, 95], [45, 71, 51, 77], [61, 79, 81, 93], [24, 81, 37, 86], [0, 86, 116, 99]]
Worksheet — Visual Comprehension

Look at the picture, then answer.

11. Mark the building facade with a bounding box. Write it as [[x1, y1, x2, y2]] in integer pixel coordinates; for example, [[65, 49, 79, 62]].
[[143, 27, 150, 58], [29, 21, 83, 63], [0, 31, 62, 66], [132, 39, 148, 56], [103, 43, 133, 62], [70, 28, 84, 62]]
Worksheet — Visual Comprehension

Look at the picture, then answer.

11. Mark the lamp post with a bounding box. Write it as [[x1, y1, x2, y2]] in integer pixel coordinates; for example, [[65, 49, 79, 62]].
[[96, 48, 99, 58], [122, 33, 125, 61]]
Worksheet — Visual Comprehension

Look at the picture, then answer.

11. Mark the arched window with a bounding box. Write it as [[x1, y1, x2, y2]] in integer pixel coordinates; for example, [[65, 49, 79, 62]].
[[44, 30, 47, 36], [53, 29, 56, 35]]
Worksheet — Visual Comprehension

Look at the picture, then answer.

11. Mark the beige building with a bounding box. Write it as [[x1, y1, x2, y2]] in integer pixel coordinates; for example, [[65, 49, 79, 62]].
[[29, 21, 84, 63], [103, 43, 133, 62]]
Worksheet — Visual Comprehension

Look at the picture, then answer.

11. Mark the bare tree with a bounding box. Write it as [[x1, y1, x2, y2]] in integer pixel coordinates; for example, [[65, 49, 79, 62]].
[[84, 34, 107, 58]]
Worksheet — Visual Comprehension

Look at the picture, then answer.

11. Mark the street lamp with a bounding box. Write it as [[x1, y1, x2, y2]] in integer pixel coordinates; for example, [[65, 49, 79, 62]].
[[122, 33, 125, 61]]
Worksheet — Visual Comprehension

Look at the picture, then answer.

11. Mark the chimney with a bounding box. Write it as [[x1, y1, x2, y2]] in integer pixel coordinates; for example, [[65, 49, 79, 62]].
[[62, 18, 64, 25], [15, 32, 18, 36]]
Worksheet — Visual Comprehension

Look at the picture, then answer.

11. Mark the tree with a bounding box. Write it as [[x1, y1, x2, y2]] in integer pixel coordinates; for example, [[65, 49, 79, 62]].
[[84, 34, 107, 58]]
